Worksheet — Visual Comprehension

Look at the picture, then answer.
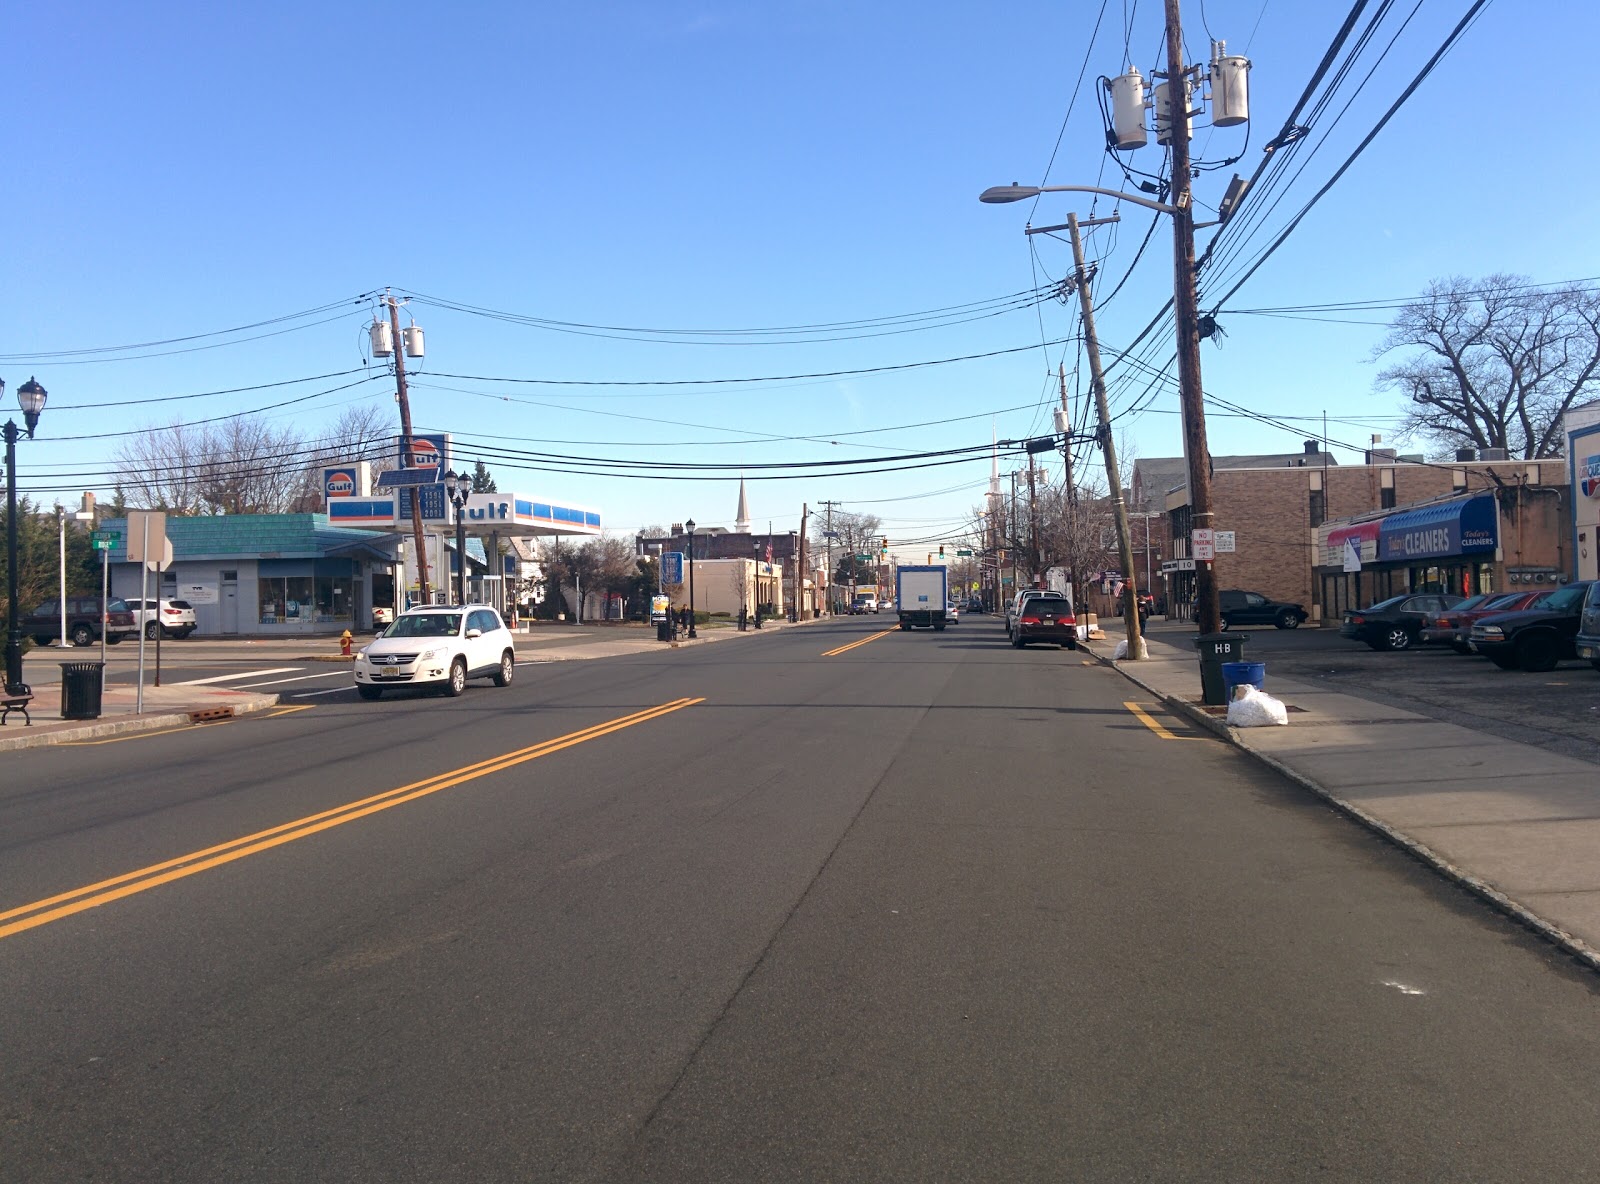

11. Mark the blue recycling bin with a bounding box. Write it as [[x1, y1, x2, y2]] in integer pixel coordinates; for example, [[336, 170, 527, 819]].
[[1221, 660, 1266, 700]]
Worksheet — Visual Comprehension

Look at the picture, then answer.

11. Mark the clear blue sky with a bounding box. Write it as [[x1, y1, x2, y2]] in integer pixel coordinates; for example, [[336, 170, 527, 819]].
[[4, 0, 1593, 560]]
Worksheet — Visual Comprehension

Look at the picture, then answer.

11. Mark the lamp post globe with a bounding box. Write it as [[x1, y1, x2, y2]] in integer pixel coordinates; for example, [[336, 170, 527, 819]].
[[5, 377, 49, 691], [443, 468, 470, 606], [684, 519, 697, 638]]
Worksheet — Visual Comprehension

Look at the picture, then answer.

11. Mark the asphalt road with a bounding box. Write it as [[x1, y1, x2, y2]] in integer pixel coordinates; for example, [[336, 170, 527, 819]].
[[3, 617, 1600, 1181]]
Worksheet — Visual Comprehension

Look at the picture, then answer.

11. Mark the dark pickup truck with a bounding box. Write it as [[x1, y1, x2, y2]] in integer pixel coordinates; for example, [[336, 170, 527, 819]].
[[1469, 580, 1595, 672], [1219, 589, 1309, 630]]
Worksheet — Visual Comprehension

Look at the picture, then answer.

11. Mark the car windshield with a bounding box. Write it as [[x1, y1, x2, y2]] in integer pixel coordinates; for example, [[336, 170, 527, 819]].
[[107, 599, 130, 613], [1453, 594, 1493, 611], [1541, 585, 1585, 611], [386, 613, 462, 638]]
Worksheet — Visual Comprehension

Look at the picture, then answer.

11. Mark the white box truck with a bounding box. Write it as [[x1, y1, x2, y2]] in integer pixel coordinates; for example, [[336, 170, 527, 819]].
[[896, 566, 948, 631]]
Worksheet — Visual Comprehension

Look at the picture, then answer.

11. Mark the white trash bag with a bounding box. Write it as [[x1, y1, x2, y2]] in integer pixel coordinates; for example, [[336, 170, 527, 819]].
[[1226, 684, 1288, 727], [1113, 639, 1129, 660]]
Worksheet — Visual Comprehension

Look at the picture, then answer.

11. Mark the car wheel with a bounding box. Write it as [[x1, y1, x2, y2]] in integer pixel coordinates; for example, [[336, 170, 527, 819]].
[[933, 623, 946, 631], [1383, 626, 1413, 651], [1516, 633, 1559, 673], [492, 650, 515, 687], [443, 657, 467, 697], [106, 635, 124, 645], [1012, 636, 1026, 649], [1591, 659, 1600, 672], [145, 622, 160, 640], [177, 629, 194, 639], [899, 622, 910, 631], [1488, 651, 1520, 671], [1450, 641, 1472, 655], [357, 685, 383, 700], [1276, 610, 1300, 629], [32, 635, 50, 647], [71, 624, 95, 648]]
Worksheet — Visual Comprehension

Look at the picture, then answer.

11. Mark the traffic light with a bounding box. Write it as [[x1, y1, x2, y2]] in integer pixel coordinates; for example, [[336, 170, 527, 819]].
[[880, 536, 888, 554], [938, 545, 945, 558]]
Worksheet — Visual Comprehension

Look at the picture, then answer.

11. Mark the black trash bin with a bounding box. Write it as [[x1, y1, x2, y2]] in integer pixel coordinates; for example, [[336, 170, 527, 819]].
[[60, 661, 105, 720], [1193, 632, 1248, 707]]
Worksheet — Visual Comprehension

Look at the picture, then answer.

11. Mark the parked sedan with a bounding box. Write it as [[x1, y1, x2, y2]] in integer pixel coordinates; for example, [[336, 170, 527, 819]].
[[1469, 581, 1595, 672], [1420, 590, 1550, 654], [1340, 593, 1462, 651]]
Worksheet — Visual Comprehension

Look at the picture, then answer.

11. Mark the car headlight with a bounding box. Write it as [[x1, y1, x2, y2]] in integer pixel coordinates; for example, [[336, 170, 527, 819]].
[[1478, 626, 1504, 638], [418, 647, 444, 662]]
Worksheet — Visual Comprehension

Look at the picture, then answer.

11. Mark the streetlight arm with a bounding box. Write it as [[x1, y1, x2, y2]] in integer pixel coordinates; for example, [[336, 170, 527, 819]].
[[980, 184, 1177, 216]]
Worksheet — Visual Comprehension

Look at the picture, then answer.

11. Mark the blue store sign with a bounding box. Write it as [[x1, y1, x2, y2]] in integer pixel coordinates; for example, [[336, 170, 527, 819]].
[[1378, 494, 1497, 562]]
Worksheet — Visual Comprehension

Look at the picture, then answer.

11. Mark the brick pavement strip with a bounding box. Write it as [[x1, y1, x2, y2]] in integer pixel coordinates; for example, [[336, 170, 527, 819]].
[[1083, 618, 1600, 974]]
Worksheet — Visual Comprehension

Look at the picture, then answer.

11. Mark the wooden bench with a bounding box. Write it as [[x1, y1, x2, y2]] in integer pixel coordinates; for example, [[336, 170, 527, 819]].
[[1, 683, 33, 726]]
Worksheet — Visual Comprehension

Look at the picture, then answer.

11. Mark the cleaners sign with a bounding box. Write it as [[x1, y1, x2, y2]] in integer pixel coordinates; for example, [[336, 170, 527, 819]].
[[1378, 495, 1497, 562]]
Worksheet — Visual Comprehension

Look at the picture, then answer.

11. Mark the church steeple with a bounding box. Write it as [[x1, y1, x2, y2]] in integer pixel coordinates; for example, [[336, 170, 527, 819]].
[[734, 476, 751, 534]]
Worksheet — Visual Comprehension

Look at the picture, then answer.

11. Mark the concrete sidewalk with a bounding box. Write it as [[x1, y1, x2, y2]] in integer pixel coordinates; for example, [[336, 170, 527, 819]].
[[0, 613, 826, 749], [1083, 617, 1600, 972]]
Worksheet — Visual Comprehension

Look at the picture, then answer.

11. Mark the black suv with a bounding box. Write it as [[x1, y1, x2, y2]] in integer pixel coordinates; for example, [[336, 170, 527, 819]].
[[23, 596, 138, 647], [1469, 581, 1595, 672], [1219, 589, 1309, 630]]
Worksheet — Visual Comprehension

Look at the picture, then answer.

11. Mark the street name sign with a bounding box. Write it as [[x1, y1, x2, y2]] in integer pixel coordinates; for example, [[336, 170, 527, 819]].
[[90, 530, 120, 551]]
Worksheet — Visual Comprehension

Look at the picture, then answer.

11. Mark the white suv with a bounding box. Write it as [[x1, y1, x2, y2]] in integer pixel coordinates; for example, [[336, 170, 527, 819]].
[[124, 597, 198, 640], [353, 605, 516, 699]]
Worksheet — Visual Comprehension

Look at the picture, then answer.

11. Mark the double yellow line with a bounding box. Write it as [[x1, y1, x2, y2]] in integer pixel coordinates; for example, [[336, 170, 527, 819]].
[[822, 628, 898, 657], [0, 697, 703, 942]]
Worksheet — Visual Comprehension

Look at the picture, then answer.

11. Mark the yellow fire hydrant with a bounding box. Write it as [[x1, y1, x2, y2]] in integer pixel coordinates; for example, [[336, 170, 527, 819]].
[[340, 629, 353, 657]]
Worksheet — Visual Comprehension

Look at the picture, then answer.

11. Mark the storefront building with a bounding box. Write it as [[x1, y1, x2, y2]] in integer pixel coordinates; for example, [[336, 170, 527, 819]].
[[1566, 399, 1600, 581]]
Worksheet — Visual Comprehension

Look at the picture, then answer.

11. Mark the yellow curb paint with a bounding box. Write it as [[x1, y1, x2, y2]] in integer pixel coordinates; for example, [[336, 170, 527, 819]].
[[0, 697, 704, 941], [822, 629, 898, 657]]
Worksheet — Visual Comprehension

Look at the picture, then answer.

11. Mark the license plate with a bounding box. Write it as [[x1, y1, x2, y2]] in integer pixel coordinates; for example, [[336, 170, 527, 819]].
[[372, 670, 404, 679], [1042, 615, 1055, 623], [1580, 644, 1597, 660]]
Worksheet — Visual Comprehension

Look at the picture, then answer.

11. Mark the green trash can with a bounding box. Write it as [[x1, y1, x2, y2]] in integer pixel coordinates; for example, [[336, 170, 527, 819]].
[[60, 661, 105, 720], [1193, 633, 1248, 706]]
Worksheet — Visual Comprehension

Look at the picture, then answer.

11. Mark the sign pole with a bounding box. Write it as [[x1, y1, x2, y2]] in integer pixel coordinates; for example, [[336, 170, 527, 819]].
[[101, 543, 109, 665], [136, 516, 148, 714]]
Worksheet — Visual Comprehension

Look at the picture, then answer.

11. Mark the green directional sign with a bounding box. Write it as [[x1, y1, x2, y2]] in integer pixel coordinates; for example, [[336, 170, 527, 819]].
[[855, 553, 871, 561], [90, 530, 120, 551], [956, 549, 973, 556]]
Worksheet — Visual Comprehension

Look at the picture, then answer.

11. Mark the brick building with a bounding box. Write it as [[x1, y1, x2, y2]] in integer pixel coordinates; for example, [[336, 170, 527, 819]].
[[1156, 448, 1571, 622]]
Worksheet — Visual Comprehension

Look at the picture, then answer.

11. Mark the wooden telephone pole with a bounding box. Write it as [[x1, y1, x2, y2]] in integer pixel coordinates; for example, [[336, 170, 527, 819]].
[[1066, 212, 1144, 658], [387, 295, 431, 606]]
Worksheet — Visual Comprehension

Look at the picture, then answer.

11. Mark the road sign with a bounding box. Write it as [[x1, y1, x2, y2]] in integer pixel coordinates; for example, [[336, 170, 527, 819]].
[[956, 549, 973, 556], [1215, 530, 1236, 553], [855, 553, 871, 561], [90, 530, 120, 551], [1191, 528, 1216, 562], [661, 551, 685, 585]]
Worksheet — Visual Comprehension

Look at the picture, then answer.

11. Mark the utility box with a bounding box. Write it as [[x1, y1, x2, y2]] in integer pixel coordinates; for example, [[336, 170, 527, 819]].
[[896, 566, 949, 631]]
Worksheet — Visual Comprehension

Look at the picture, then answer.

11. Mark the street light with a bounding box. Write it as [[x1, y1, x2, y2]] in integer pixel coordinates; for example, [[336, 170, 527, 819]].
[[443, 467, 470, 606], [684, 519, 698, 638], [4, 377, 47, 691], [752, 538, 762, 624]]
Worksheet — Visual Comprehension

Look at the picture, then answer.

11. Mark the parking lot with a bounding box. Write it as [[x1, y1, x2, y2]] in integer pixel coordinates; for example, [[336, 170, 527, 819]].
[[1170, 620, 1600, 765]]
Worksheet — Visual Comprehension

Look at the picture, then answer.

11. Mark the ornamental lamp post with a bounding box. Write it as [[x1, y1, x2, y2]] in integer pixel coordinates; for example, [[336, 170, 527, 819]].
[[684, 519, 698, 638], [443, 467, 470, 606], [752, 537, 763, 626], [4, 377, 47, 692]]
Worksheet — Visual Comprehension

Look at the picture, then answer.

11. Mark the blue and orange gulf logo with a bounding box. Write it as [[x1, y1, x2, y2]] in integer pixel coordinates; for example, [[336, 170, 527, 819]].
[[403, 436, 446, 471], [1582, 453, 1600, 499], [325, 469, 357, 497]]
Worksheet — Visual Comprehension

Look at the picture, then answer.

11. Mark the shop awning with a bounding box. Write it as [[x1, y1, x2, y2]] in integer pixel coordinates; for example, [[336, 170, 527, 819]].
[[1327, 520, 1382, 547], [1378, 494, 1497, 562]]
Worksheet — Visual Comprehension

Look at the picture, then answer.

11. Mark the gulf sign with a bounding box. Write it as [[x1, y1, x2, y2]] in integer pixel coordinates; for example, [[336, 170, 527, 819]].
[[320, 462, 370, 500], [399, 433, 450, 477], [1582, 453, 1600, 498]]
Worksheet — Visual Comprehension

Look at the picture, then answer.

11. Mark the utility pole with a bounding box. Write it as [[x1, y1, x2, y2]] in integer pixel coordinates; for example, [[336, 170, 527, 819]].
[[387, 294, 431, 606], [1163, 0, 1219, 634], [1057, 362, 1083, 618], [1067, 212, 1144, 657], [820, 499, 841, 614], [795, 506, 807, 619]]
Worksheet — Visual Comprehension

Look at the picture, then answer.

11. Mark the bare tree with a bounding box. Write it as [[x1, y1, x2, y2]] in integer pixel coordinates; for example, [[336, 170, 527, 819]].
[[1374, 275, 1600, 459], [811, 509, 882, 587], [110, 420, 211, 513]]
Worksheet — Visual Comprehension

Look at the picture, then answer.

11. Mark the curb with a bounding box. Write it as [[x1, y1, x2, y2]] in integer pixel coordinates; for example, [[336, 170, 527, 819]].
[[0, 694, 282, 751], [1085, 643, 1600, 975]]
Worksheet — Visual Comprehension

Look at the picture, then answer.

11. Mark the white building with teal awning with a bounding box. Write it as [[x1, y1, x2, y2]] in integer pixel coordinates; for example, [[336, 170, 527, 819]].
[[100, 513, 403, 636]]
